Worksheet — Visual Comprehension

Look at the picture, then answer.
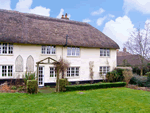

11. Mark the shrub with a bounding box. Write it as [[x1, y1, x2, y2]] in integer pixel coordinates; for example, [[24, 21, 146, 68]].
[[11, 86, 17, 90], [129, 75, 147, 87], [123, 70, 133, 85], [27, 80, 38, 94], [114, 68, 125, 81], [65, 82, 126, 91], [106, 70, 118, 82], [23, 72, 35, 85], [59, 78, 69, 92]]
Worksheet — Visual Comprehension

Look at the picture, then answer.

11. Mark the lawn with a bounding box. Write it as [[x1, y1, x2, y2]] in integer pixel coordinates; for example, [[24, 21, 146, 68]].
[[0, 88, 150, 113]]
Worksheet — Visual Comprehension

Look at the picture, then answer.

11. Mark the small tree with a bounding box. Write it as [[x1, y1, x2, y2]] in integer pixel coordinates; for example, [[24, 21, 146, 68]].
[[53, 58, 70, 92], [124, 23, 150, 76], [89, 61, 94, 84]]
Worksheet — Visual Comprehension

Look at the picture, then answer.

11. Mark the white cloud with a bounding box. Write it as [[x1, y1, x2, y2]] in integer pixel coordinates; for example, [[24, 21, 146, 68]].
[[91, 8, 105, 16], [108, 14, 115, 18], [82, 18, 91, 23], [29, 6, 50, 16], [103, 16, 135, 49], [0, 0, 11, 10], [56, 8, 71, 19], [123, 0, 150, 14], [97, 16, 106, 26], [56, 9, 64, 18], [15, 0, 50, 16]]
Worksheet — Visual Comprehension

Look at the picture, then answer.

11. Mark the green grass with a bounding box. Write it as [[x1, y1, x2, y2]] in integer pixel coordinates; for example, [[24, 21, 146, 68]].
[[0, 88, 150, 113]]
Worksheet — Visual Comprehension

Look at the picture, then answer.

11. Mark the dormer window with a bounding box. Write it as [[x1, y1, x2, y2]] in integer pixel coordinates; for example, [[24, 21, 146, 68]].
[[41, 45, 55, 54], [67, 47, 80, 56], [0, 43, 13, 54], [100, 49, 110, 57]]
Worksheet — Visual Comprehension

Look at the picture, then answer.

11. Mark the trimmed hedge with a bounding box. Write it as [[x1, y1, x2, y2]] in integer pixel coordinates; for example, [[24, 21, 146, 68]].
[[27, 80, 38, 94], [59, 78, 69, 92], [65, 82, 126, 91]]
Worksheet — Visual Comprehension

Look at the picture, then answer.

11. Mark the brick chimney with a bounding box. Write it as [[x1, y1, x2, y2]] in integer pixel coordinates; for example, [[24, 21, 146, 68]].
[[123, 47, 126, 52], [61, 15, 64, 19], [61, 13, 69, 20]]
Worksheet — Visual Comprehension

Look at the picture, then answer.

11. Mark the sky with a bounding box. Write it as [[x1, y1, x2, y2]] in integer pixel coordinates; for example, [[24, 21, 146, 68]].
[[0, 0, 150, 50]]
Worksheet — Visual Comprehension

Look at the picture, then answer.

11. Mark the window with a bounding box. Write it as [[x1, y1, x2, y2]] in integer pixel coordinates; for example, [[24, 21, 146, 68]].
[[100, 49, 110, 56], [67, 67, 79, 77], [0, 65, 13, 77], [99, 66, 110, 75], [0, 43, 13, 54], [67, 47, 80, 56], [50, 67, 56, 77], [41, 45, 55, 54]]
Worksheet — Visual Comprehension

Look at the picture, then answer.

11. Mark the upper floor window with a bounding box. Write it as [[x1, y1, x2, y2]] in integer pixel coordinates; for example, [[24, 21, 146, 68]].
[[67, 47, 80, 56], [100, 49, 110, 56], [0, 43, 13, 54], [41, 45, 55, 54], [67, 67, 79, 77], [0, 65, 13, 77], [99, 66, 110, 75]]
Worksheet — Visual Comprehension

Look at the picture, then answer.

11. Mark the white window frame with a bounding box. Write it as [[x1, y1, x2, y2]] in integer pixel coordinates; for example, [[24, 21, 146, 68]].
[[0, 43, 13, 55], [41, 45, 56, 55], [100, 49, 110, 57], [67, 67, 79, 77], [50, 67, 56, 78], [67, 47, 80, 56], [99, 66, 110, 75], [0, 65, 13, 78]]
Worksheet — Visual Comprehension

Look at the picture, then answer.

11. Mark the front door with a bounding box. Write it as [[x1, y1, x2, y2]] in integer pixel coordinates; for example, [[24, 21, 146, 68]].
[[38, 67, 44, 86]]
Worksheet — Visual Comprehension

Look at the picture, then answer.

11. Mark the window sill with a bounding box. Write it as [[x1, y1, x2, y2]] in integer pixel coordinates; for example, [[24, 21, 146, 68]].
[[100, 56, 110, 58], [41, 54, 56, 56], [0, 77, 13, 79], [0, 54, 14, 56], [66, 76, 80, 79], [67, 55, 80, 58]]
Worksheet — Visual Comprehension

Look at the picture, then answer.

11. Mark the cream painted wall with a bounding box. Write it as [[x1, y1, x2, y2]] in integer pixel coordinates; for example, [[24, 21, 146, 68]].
[[0, 43, 117, 84]]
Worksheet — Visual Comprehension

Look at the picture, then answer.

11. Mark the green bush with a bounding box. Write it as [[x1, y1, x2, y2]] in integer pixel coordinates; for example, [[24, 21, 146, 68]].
[[23, 72, 35, 85], [59, 78, 69, 92], [114, 68, 125, 81], [11, 86, 17, 90], [27, 80, 38, 94], [65, 82, 126, 91], [129, 75, 148, 87], [106, 70, 118, 82]]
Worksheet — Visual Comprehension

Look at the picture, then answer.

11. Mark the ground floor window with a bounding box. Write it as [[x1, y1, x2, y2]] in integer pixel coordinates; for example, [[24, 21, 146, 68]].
[[99, 66, 110, 75], [67, 67, 79, 77], [0, 65, 13, 77], [50, 67, 56, 77]]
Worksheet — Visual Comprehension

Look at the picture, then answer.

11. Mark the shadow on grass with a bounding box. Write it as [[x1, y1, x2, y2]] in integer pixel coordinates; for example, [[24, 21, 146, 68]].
[[38, 88, 56, 93]]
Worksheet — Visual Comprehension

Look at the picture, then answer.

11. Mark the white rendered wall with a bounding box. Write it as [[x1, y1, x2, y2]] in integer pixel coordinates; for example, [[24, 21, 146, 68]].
[[0, 43, 117, 83]]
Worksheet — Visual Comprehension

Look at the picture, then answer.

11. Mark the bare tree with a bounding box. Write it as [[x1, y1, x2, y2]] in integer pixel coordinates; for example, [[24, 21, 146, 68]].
[[89, 61, 94, 84], [53, 58, 70, 92], [124, 23, 150, 75]]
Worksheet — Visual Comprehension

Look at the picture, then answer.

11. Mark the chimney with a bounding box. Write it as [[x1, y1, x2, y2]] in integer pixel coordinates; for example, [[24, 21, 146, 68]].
[[61, 15, 64, 19], [123, 47, 126, 52], [61, 13, 69, 20]]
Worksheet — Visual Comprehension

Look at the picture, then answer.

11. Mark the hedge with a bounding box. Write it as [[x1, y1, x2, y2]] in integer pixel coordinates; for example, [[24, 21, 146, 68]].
[[65, 82, 126, 91], [27, 80, 38, 94]]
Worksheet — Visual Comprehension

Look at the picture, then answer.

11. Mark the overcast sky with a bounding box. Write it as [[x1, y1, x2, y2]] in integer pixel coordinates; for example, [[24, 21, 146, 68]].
[[0, 0, 150, 50]]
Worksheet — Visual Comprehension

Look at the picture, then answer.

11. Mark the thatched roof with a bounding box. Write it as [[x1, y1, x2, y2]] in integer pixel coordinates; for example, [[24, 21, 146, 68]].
[[117, 51, 149, 66], [0, 9, 119, 49]]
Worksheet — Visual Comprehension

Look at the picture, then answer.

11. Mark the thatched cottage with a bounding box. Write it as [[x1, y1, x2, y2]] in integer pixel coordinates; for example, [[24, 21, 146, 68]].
[[0, 9, 119, 86]]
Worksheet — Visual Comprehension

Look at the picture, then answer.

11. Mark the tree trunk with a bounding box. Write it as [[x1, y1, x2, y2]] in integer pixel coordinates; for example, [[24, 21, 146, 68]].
[[62, 70, 64, 79], [56, 69, 59, 92], [140, 68, 143, 76]]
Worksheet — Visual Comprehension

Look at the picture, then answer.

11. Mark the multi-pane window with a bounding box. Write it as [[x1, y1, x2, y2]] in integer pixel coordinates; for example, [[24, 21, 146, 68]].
[[67, 47, 80, 56], [67, 67, 79, 77], [50, 67, 56, 77], [41, 45, 55, 54], [0, 65, 13, 77], [99, 66, 110, 75], [0, 43, 13, 54], [100, 49, 110, 56]]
